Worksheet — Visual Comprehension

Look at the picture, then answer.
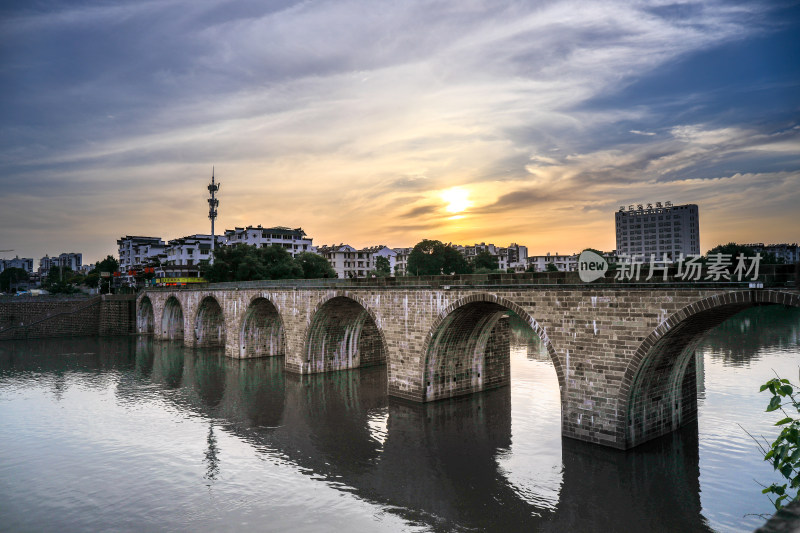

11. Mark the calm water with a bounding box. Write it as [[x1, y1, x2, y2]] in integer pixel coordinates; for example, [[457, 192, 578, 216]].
[[1, 306, 799, 533]]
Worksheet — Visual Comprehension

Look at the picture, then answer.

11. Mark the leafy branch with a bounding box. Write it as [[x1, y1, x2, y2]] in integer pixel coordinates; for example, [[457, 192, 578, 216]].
[[755, 375, 800, 510]]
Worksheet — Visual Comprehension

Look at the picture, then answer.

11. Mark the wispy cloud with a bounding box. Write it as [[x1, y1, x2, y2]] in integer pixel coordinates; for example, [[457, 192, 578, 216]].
[[0, 0, 796, 262]]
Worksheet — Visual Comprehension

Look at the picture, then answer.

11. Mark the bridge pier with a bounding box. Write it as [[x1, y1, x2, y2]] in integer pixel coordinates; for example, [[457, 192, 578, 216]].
[[138, 282, 799, 449]]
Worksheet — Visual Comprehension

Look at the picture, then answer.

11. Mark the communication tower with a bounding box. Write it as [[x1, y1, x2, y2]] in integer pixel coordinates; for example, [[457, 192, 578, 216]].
[[208, 168, 220, 263]]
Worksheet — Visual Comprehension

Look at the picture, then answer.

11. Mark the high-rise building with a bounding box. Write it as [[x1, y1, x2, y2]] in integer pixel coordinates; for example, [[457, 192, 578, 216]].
[[615, 202, 699, 261], [38, 253, 82, 277]]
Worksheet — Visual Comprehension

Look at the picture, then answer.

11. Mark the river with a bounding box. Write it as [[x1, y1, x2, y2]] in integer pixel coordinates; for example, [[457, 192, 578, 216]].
[[1, 305, 798, 532]]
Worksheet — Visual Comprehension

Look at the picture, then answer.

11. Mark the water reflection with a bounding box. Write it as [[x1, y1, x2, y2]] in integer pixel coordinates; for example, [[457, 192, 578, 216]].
[[552, 426, 712, 532], [698, 305, 800, 366], [1, 304, 799, 532], [152, 341, 184, 389]]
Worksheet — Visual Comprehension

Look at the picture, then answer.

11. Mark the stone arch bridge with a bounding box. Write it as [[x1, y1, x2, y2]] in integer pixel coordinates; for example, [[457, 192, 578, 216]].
[[138, 276, 799, 450]]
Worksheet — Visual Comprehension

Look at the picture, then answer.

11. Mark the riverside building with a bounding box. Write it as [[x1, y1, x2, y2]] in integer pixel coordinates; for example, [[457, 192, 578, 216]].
[[615, 202, 699, 261], [164, 234, 224, 266], [223, 226, 314, 257], [0, 256, 34, 274], [38, 253, 82, 277], [117, 236, 166, 272]]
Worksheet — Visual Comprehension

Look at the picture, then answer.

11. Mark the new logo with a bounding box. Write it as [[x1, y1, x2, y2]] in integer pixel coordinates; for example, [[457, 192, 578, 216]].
[[578, 250, 608, 283]]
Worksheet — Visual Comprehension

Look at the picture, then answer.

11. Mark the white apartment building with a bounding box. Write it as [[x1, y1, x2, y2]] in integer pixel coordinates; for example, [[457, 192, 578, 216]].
[[363, 245, 398, 273], [117, 236, 166, 272], [504, 243, 529, 270], [458, 243, 498, 259], [527, 252, 579, 272], [743, 243, 799, 264], [38, 253, 82, 277], [0, 256, 34, 274], [458, 242, 529, 271], [392, 247, 413, 275], [224, 226, 314, 257], [317, 244, 379, 278], [615, 202, 699, 261], [165, 234, 224, 266], [527, 250, 619, 272]]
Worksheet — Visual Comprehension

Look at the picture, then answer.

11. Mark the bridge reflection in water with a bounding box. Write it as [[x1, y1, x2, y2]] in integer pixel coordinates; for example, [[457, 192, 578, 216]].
[[130, 337, 711, 532]]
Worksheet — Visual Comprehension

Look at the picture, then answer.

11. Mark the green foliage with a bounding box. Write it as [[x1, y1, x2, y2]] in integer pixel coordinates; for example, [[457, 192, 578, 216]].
[[0, 267, 29, 292], [203, 244, 303, 282], [407, 239, 472, 276], [707, 243, 782, 264], [472, 251, 499, 271], [525, 263, 537, 273], [43, 266, 78, 294], [582, 248, 604, 256], [95, 255, 120, 275], [88, 255, 120, 293], [84, 272, 100, 288], [756, 376, 800, 510], [374, 256, 391, 277], [295, 252, 337, 279], [546, 263, 559, 272]]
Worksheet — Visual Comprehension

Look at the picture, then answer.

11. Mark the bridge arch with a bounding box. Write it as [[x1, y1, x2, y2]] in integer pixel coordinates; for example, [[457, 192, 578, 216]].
[[420, 293, 563, 402], [303, 292, 387, 374], [161, 296, 185, 340], [137, 296, 155, 334], [240, 296, 285, 358], [193, 295, 225, 347], [621, 290, 800, 449]]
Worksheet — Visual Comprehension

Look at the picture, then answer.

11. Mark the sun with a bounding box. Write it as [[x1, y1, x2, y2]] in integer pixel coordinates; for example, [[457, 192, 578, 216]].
[[441, 187, 472, 214]]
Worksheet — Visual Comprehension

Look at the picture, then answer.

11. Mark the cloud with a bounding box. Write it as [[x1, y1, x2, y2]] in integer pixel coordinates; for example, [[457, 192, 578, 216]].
[[0, 0, 796, 261]]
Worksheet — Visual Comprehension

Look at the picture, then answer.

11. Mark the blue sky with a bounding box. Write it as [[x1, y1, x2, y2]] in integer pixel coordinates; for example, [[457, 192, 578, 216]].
[[1, 0, 798, 265]]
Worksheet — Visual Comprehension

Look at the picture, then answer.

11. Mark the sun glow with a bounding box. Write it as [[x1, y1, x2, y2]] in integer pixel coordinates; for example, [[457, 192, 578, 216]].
[[441, 187, 472, 213]]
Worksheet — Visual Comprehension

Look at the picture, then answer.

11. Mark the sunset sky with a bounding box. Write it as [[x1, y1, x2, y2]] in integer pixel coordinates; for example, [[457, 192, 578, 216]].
[[1, 0, 798, 266]]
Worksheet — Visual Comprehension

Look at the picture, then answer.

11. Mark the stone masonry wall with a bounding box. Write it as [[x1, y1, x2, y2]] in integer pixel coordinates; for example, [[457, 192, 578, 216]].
[[0, 295, 135, 340]]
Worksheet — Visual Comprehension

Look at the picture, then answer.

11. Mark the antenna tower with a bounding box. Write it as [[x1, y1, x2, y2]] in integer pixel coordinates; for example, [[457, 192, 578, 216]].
[[208, 168, 220, 264]]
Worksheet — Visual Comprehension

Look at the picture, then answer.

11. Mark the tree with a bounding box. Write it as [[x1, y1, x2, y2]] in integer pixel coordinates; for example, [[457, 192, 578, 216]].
[[706, 243, 782, 264], [442, 246, 471, 275], [546, 263, 559, 272], [582, 248, 604, 256], [203, 244, 302, 282], [0, 267, 28, 293], [374, 256, 391, 277], [43, 266, 77, 294], [95, 255, 120, 275], [89, 256, 120, 293], [407, 240, 472, 276], [472, 251, 499, 271], [751, 376, 800, 510], [295, 252, 337, 279], [261, 245, 304, 280], [84, 272, 100, 289]]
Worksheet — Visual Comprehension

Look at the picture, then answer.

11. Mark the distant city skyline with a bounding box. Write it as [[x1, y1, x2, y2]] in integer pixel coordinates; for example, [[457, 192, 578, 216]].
[[1, 1, 798, 264]]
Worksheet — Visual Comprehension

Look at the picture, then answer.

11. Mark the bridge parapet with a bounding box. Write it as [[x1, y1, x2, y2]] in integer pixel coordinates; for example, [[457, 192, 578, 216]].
[[143, 262, 797, 292]]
